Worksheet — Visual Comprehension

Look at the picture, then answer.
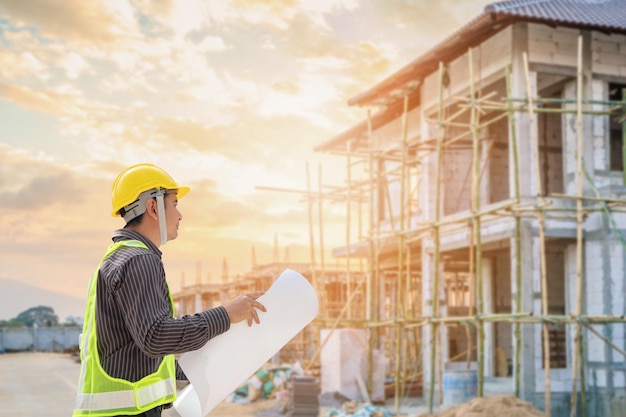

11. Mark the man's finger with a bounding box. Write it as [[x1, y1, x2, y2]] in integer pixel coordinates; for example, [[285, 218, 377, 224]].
[[251, 309, 260, 324], [251, 300, 267, 312]]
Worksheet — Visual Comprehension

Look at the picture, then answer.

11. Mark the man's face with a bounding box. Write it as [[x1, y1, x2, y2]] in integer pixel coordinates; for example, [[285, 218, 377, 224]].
[[164, 193, 182, 241]]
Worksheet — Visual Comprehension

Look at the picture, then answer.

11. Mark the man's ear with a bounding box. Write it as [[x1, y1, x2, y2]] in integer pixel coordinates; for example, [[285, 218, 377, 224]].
[[145, 198, 159, 219]]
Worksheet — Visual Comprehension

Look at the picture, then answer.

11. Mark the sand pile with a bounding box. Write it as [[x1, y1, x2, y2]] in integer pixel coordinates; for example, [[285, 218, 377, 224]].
[[416, 395, 547, 417]]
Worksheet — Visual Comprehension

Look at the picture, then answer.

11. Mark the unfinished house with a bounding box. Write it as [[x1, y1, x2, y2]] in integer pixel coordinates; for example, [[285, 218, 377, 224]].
[[313, 1, 626, 416]]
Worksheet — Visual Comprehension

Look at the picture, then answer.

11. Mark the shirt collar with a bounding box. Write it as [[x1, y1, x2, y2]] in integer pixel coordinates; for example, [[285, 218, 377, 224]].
[[112, 228, 162, 258]]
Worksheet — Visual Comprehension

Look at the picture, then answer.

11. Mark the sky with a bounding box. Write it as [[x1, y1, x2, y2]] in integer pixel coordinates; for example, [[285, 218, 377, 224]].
[[0, 0, 494, 308]]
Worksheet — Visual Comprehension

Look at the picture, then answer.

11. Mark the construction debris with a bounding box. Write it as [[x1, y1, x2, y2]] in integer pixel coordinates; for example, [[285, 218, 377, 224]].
[[227, 364, 301, 404], [285, 375, 320, 417]]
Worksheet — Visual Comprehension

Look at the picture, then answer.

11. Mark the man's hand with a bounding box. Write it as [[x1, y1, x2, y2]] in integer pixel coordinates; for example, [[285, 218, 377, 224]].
[[224, 291, 266, 327]]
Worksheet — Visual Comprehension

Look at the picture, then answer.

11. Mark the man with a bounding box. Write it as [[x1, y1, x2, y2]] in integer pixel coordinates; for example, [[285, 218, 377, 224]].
[[73, 163, 266, 417]]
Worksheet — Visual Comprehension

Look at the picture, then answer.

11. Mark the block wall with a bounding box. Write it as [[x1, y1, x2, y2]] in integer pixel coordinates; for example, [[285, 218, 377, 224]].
[[584, 211, 626, 391], [563, 79, 615, 193], [421, 26, 512, 112], [528, 23, 579, 67], [591, 32, 626, 77], [370, 105, 421, 151], [489, 117, 510, 202], [532, 241, 574, 393], [494, 250, 513, 362], [443, 145, 473, 215]]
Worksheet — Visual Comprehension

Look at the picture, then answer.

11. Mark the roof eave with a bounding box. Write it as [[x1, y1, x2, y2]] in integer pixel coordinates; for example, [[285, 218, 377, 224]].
[[349, 8, 626, 109], [348, 11, 499, 107]]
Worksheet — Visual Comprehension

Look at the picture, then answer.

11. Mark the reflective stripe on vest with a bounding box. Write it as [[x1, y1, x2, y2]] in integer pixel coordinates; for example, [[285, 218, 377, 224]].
[[73, 240, 177, 416], [75, 378, 176, 410]]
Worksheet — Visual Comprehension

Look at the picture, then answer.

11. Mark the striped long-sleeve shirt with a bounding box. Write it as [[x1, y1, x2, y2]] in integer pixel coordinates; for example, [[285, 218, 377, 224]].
[[95, 228, 230, 383]]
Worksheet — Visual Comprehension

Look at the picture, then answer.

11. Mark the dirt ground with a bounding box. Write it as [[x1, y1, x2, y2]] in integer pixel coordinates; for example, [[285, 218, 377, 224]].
[[415, 395, 547, 417], [164, 399, 336, 417], [195, 399, 284, 417], [196, 395, 547, 417]]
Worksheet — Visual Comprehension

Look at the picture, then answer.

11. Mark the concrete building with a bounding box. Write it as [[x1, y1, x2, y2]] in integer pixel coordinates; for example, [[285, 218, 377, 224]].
[[314, 0, 626, 416]]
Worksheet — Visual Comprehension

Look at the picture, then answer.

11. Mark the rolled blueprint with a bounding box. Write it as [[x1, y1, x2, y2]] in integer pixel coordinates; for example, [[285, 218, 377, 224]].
[[172, 269, 319, 417]]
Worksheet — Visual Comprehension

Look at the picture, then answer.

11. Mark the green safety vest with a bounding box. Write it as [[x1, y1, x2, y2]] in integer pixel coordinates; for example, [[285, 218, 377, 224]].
[[73, 240, 177, 417]]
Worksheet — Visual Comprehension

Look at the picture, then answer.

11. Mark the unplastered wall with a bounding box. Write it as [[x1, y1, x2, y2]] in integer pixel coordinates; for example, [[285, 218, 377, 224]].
[[583, 212, 626, 389], [530, 22, 626, 75], [421, 26, 512, 113], [493, 249, 513, 362], [532, 240, 575, 393], [419, 138, 439, 222], [489, 116, 510, 203], [442, 141, 473, 215], [538, 98, 564, 195], [528, 23, 579, 67], [592, 32, 626, 77], [382, 160, 404, 224], [563, 79, 611, 193], [369, 105, 421, 151]]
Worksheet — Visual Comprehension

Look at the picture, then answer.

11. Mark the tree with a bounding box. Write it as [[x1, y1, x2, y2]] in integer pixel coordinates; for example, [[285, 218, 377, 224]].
[[10, 306, 59, 327]]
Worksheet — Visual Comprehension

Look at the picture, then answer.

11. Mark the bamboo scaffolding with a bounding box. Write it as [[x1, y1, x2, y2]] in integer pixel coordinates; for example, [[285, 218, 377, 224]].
[[504, 62, 524, 398], [571, 35, 586, 417], [255, 34, 626, 417], [622, 87, 626, 186], [318, 163, 325, 311], [428, 62, 445, 414], [306, 161, 318, 292], [347, 141, 353, 320], [367, 108, 377, 396], [395, 95, 409, 409], [344, 313, 626, 328], [468, 47, 486, 398], [522, 51, 552, 413]]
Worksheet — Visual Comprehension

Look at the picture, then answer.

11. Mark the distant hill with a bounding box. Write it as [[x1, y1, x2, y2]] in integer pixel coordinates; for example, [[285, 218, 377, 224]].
[[0, 278, 86, 323]]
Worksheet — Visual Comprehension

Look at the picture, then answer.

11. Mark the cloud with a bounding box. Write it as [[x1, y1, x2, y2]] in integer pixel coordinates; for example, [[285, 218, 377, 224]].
[[0, 146, 86, 211], [0, 171, 82, 210], [61, 52, 88, 79], [0, 82, 95, 122], [0, 0, 136, 46], [0, 49, 50, 81], [0, 83, 64, 115]]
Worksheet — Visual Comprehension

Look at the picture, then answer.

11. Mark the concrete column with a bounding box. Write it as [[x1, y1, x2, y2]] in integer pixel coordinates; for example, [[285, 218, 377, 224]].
[[510, 20, 537, 403], [482, 257, 494, 377], [562, 31, 594, 194], [479, 128, 491, 206], [421, 247, 446, 393], [510, 22, 532, 201], [581, 31, 594, 181], [510, 219, 536, 402]]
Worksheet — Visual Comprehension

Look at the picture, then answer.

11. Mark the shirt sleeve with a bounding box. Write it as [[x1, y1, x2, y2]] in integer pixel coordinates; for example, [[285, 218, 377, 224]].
[[112, 252, 231, 358]]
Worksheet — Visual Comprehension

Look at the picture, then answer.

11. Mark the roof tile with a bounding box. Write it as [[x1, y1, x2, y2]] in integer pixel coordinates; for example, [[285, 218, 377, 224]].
[[486, 0, 626, 30]]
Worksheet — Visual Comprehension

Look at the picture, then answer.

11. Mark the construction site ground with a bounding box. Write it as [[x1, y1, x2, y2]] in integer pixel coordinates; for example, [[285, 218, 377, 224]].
[[0, 352, 535, 417]]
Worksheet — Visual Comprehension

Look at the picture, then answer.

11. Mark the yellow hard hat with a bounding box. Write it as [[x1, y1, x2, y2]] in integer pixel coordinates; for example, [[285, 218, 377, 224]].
[[111, 163, 190, 217]]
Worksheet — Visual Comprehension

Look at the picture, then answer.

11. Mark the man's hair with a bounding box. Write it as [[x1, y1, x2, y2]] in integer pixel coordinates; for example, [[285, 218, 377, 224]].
[[119, 207, 145, 228]]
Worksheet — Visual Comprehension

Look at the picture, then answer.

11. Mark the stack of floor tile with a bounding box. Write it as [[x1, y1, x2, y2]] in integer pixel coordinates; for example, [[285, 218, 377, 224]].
[[286, 375, 320, 417]]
